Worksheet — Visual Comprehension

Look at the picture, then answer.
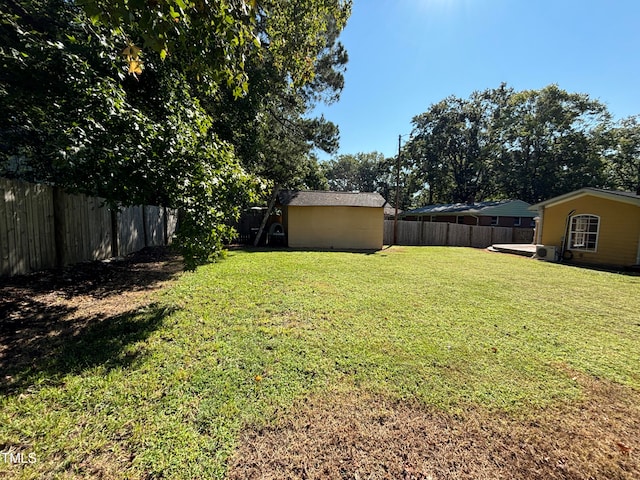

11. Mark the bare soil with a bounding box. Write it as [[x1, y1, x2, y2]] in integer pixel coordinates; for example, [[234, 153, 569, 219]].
[[228, 372, 640, 480], [0, 246, 183, 393]]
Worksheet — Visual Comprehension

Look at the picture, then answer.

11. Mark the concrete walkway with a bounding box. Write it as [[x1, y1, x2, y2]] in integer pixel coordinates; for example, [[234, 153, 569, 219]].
[[487, 244, 537, 257]]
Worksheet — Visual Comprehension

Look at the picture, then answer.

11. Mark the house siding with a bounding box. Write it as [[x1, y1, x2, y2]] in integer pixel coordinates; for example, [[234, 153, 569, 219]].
[[287, 205, 383, 250], [540, 195, 640, 266]]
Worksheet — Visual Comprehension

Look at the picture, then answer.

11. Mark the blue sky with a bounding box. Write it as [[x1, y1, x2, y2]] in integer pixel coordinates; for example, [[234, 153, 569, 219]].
[[314, 0, 640, 160]]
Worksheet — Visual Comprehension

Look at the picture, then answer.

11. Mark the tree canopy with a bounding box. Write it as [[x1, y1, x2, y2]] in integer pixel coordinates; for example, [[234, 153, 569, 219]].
[[405, 84, 624, 205], [604, 115, 640, 195], [1, 0, 352, 267], [325, 84, 639, 211]]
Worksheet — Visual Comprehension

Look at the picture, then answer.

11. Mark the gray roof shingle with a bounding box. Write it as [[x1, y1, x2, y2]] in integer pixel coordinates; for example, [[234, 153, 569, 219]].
[[278, 190, 386, 208]]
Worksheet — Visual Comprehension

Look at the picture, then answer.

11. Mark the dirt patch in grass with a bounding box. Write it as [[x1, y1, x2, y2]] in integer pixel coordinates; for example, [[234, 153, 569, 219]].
[[0, 246, 183, 391], [228, 371, 640, 480]]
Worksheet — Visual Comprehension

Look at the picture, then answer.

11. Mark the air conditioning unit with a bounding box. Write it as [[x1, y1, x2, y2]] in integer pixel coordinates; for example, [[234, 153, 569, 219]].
[[535, 245, 558, 262]]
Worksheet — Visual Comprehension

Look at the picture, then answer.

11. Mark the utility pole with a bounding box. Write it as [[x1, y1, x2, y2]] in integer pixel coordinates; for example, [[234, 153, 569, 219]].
[[393, 134, 401, 245]]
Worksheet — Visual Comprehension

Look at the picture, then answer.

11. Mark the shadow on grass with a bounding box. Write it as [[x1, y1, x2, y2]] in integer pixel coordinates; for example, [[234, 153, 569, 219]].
[[0, 246, 184, 300], [228, 245, 380, 255], [0, 301, 176, 395], [0, 246, 183, 395], [561, 260, 640, 277]]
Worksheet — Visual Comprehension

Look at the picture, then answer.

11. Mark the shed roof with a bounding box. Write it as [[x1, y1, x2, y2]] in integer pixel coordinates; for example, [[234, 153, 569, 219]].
[[529, 188, 640, 210], [401, 199, 534, 218], [278, 190, 386, 208], [384, 204, 402, 216]]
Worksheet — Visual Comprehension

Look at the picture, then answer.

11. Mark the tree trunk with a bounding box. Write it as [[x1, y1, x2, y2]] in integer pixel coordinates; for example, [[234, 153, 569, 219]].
[[253, 185, 280, 247]]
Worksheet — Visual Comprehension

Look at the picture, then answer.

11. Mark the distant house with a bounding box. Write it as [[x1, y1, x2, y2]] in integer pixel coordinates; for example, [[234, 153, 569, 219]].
[[277, 190, 386, 250], [384, 204, 402, 219], [529, 188, 640, 267], [400, 200, 535, 228]]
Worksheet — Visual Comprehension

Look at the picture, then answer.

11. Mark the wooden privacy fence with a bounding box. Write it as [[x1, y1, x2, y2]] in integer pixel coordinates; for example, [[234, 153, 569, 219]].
[[384, 220, 534, 247], [0, 178, 177, 277]]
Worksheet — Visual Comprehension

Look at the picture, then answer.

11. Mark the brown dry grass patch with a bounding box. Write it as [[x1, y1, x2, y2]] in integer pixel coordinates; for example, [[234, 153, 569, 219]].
[[228, 372, 639, 480]]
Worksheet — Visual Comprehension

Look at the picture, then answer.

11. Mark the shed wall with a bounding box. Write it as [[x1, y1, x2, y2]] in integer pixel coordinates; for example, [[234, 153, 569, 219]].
[[287, 206, 383, 250]]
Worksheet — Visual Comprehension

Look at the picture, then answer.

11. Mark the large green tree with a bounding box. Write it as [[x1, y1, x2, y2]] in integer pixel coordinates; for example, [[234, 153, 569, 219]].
[[604, 116, 640, 195], [407, 86, 505, 204], [321, 152, 386, 192], [0, 0, 352, 267], [406, 84, 612, 205], [0, 0, 260, 267], [320, 151, 418, 209], [495, 84, 609, 203]]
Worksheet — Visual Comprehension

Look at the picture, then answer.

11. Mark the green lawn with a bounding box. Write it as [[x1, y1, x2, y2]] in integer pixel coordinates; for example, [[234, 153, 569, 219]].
[[2, 247, 639, 478]]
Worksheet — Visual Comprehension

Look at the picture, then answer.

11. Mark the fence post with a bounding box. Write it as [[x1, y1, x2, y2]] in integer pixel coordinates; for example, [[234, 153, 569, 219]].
[[52, 186, 66, 267], [163, 206, 168, 245], [142, 205, 148, 247], [110, 209, 119, 257]]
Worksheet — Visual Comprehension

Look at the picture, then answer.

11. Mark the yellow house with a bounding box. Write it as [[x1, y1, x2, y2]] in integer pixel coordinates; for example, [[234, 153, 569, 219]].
[[530, 188, 640, 267], [278, 190, 386, 250]]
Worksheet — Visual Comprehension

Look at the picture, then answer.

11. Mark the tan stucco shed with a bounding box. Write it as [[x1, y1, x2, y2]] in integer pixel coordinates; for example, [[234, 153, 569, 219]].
[[278, 190, 386, 250], [530, 188, 640, 267]]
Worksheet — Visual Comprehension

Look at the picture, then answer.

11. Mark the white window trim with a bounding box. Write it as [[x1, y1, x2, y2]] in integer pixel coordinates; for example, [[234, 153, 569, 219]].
[[568, 214, 600, 252]]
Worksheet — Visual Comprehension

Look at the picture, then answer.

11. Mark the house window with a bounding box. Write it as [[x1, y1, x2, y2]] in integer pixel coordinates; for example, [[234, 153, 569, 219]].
[[457, 216, 464, 224], [514, 217, 522, 227], [491, 216, 498, 226], [569, 215, 599, 251]]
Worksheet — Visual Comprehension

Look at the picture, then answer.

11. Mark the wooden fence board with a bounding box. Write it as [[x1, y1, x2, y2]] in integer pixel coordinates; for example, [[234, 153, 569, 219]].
[[25, 182, 50, 271], [448, 223, 471, 247], [145, 205, 164, 246], [513, 228, 534, 244], [62, 193, 80, 265], [0, 179, 11, 275], [8, 181, 25, 275], [25, 183, 37, 270], [422, 222, 448, 245], [6, 183, 18, 274], [118, 205, 145, 256], [398, 220, 422, 245], [383, 220, 393, 245], [29, 184, 41, 270], [1, 178, 172, 276], [471, 225, 492, 248], [384, 219, 534, 249], [86, 196, 112, 261], [166, 208, 178, 245], [36, 183, 56, 269], [14, 181, 26, 274], [491, 227, 513, 244], [0, 178, 58, 275]]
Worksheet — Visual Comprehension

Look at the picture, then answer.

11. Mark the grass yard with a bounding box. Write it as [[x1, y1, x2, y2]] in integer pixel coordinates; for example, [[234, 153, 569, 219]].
[[1, 246, 639, 479]]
